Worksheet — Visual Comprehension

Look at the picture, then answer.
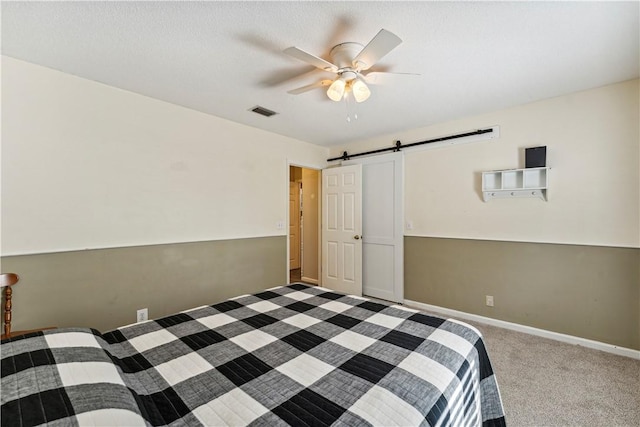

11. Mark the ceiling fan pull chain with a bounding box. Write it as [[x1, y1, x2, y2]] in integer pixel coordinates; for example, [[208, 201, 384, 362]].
[[345, 94, 351, 122], [345, 94, 358, 123]]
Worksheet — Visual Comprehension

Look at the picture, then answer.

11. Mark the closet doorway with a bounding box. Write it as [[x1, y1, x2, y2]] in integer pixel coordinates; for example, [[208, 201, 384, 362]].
[[289, 166, 320, 285]]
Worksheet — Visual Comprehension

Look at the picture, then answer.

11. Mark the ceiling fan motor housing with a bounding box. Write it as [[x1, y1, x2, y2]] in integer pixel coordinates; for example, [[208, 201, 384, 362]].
[[329, 42, 365, 76]]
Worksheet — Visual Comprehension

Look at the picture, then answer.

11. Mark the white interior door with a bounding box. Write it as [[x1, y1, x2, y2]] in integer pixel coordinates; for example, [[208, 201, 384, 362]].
[[345, 153, 403, 302], [321, 164, 362, 296], [289, 181, 301, 270]]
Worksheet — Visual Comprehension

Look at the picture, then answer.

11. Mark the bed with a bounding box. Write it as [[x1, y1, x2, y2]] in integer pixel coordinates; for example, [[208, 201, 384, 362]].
[[1, 283, 506, 426]]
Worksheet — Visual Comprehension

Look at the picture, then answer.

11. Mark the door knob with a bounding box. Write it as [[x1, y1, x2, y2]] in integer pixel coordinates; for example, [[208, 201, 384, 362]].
[[354, 235, 361, 240]]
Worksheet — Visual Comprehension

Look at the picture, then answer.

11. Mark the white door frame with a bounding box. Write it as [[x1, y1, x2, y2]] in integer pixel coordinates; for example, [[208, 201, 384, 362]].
[[286, 155, 403, 299], [286, 160, 323, 285]]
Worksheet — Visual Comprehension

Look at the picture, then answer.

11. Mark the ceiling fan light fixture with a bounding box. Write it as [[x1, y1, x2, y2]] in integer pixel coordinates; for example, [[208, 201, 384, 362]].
[[327, 78, 346, 101], [351, 79, 371, 103], [284, 29, 413, 105]]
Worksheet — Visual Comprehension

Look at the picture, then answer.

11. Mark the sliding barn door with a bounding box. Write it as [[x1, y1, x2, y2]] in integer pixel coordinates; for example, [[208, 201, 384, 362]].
[[345, 152, 404, 303], [321, 165, 363, 296]]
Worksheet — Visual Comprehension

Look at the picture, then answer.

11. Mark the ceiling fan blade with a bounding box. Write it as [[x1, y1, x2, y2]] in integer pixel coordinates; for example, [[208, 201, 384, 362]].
[[353, 29, 402, 71], [283, 47, 339, 73], [287, 79, 333, 95], [361, 71, 421, 84]]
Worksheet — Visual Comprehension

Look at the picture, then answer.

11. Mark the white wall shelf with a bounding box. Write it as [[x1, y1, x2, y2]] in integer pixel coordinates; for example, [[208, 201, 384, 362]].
[[482, 167, 549, 201]]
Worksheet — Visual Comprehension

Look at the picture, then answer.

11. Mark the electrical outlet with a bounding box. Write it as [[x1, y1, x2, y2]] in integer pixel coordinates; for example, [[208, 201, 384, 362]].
[[486, 296, 494, 307], [137, 308, 148, 323]]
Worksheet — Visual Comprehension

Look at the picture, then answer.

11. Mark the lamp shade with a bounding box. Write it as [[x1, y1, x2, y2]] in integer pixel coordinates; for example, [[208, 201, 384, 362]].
[[327, 78, 346, 101], [351, 79, 371, 103]]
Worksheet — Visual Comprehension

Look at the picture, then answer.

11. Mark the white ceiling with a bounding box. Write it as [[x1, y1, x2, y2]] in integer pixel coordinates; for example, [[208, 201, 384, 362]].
[[2, 1, 638, 147]]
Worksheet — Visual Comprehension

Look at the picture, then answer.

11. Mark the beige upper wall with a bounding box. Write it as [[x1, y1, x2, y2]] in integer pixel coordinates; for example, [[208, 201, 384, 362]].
[[332, 79, 640, 248], [3, 56, 638, 255], [1, 56, 329, 255]]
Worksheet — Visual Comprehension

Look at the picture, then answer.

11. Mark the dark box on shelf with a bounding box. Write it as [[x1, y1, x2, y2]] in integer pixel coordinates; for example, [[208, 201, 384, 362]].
[[525, 146, 546, 168]]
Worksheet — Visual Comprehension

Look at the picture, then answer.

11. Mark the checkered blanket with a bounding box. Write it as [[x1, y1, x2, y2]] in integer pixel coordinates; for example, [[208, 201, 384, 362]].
[[2, 284, 506, 426]]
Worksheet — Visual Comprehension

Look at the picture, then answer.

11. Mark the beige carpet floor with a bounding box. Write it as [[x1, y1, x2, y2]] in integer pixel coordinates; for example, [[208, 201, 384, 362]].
[[467, 321, 639, 426]]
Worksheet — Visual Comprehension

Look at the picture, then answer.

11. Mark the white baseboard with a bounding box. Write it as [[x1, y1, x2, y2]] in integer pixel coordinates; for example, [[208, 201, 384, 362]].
[[301, 277, 318, 285], [404, 299, 640, 360]]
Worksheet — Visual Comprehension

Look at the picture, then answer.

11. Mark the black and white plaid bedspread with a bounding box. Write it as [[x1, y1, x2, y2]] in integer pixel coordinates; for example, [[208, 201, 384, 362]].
[[2, 284, 506, 426]]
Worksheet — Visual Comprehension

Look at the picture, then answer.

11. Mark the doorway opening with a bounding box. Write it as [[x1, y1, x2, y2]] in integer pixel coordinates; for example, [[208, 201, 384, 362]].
[[289, 166, 321, 285]]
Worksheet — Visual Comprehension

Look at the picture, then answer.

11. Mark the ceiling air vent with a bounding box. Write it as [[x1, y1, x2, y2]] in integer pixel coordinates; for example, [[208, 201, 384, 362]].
[[250, 106, 278, 117]]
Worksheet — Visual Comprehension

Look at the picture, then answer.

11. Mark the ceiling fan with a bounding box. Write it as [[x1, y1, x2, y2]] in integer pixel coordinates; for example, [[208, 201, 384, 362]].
[[283, 29, 416, 103]]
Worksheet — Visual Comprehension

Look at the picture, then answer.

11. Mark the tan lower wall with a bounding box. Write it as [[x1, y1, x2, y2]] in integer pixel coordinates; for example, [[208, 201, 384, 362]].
[[1, 236, 286, 333], [4, 234, 638, 349], [405, 236, 640, 350]]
